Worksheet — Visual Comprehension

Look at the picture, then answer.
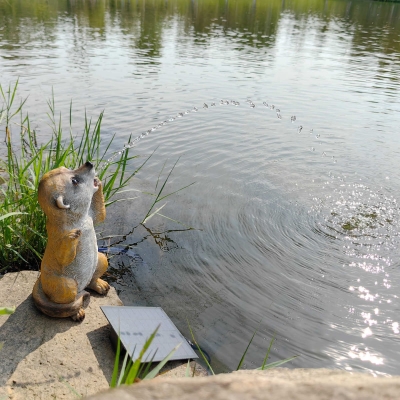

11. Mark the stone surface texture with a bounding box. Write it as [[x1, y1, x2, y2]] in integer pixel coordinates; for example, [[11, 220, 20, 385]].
[[156, 360, 207, 379], [0, 271, 122, 400], [87, 368, 400, 400]]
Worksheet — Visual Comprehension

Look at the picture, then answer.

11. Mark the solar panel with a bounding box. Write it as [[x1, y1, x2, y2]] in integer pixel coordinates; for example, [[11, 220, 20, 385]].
[[101, 306, 198, 363]]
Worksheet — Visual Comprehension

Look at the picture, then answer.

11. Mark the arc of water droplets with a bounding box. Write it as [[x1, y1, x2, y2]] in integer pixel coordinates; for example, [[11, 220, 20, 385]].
[[98, 99, 322, 171]]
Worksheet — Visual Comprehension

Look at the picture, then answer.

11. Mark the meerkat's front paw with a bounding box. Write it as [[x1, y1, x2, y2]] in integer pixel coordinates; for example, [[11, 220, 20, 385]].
[[94, 177, 102, 188], [71, 307, 85, 322], [88, 278, 110, 295]]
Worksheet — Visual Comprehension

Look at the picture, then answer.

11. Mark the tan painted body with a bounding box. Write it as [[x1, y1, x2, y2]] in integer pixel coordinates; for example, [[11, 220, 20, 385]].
[[32, 162, 110, 321]]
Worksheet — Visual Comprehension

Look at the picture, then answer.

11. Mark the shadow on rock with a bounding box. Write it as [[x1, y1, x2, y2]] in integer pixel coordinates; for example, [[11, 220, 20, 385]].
[[87, 324, 116, 383], [0, 294, 78, 387]]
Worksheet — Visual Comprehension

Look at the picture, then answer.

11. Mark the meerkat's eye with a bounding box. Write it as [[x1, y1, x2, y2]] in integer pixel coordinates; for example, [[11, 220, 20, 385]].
[[72, 177, 79, 185]]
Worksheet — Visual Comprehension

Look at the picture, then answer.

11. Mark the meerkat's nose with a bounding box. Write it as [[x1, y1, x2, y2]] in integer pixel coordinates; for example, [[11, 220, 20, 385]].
[[85, 161, 94, 169]]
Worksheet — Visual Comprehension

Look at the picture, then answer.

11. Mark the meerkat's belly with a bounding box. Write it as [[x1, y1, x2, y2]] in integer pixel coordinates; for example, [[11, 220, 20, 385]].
[[64, 217, 98, 293]]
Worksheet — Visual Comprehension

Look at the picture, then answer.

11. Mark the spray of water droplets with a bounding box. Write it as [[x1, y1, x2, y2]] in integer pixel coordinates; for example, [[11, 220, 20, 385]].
[[98, 99, 330, 171]]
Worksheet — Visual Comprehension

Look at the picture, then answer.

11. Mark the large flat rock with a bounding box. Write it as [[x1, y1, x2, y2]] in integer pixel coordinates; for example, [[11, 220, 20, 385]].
[[0, 271, 123, 400], [87, 368, 400, 400], [0, 271, 207, 400]]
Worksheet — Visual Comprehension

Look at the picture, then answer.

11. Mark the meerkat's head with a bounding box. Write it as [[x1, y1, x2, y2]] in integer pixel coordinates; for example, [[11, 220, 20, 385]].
[[38, 161, 99, 219]]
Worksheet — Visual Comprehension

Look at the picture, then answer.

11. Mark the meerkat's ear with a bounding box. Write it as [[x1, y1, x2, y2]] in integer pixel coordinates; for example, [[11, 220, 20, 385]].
[[56, 195, 70, 209]]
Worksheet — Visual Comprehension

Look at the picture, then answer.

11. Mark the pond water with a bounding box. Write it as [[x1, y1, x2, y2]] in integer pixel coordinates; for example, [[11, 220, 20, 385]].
[[2, 0, 400, 375]]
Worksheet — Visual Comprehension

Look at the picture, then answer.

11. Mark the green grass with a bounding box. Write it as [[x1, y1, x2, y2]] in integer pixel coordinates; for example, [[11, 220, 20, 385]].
[[0, 307, 15, 315], [187, 319, 298, 374], [0, 306, 14, 351], [110, 321, 299, 386], [0, 80, 149, 272], [141, 157, 195, 224], [110, 325, 180, 387]]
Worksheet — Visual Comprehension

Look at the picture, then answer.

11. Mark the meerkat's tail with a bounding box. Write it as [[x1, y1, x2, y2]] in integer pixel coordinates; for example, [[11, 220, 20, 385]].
[[32, 278, 90, 319]]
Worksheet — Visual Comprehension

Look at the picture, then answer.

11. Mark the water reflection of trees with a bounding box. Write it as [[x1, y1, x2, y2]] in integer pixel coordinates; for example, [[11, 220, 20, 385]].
[[1, 0, 400, 62]]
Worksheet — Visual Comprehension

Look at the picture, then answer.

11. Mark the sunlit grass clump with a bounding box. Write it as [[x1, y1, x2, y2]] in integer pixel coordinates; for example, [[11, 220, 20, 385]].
[[0, 80, 144, 272], [110, 322, 298, 386]]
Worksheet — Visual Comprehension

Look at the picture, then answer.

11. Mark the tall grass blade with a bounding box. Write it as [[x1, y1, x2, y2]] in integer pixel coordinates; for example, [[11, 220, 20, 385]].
[[261, 335, 275, 370], [185, 359, 191, 377], [0, 212, 27, 222], [116, 352, 130, 387], [143, 343, 181, 380], [187, 319, 215, 375], [0, 307, 15, 315], [256, 355, 299, 370], [142, 203, 168, 224], [154, 213, 194, 229], [124, 325, 160, 384], [236, 329, 257, 371], [110, 332, 121, 388], [105, 196, 140, 208], [141, 158, 180, 223], [138, 350, 158, 379], [155, 160, 167, 191], [154, 182, 195, 203]]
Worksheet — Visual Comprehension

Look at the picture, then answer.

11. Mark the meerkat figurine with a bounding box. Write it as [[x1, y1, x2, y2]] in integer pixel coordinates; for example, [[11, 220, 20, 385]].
[[32, 161, 110, 321]]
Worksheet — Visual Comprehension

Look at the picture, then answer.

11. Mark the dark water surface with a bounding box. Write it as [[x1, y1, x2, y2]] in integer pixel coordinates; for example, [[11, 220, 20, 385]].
[[2, 0, 400, 374]]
